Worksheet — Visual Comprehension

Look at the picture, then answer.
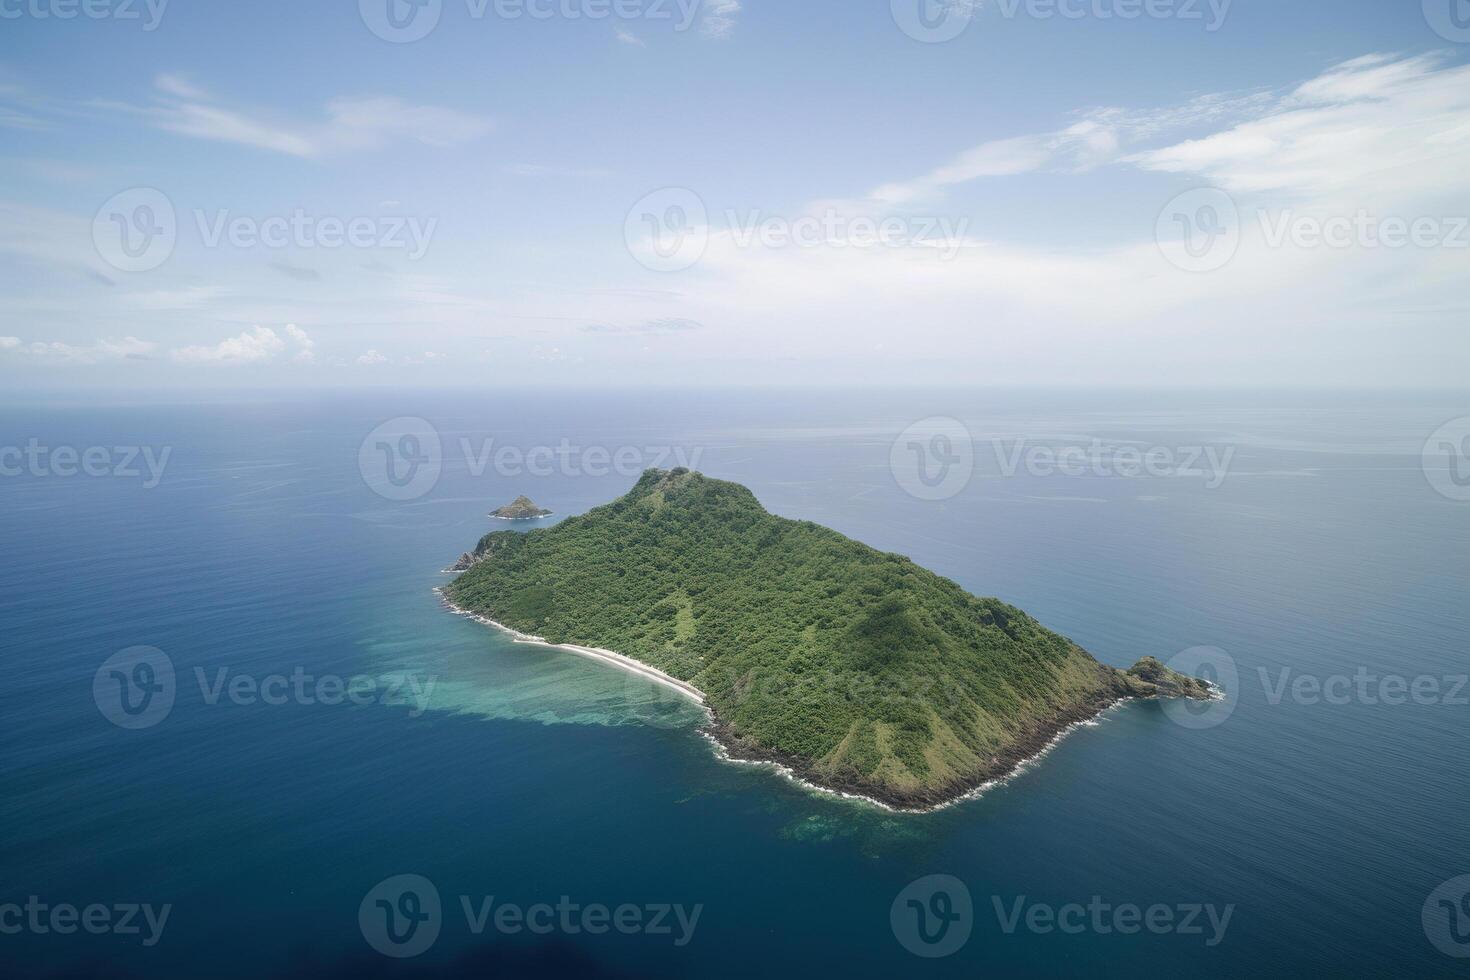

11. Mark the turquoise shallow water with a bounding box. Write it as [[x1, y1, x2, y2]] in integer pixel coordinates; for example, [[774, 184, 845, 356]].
[[2, 388, 1468, 977]]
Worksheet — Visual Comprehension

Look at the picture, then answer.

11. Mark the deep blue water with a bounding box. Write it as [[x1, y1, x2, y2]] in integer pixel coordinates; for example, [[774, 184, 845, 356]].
[[2, 388, 1468, 978]]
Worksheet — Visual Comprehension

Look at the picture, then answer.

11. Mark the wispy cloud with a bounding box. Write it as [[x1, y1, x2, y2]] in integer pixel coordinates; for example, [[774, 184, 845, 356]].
[[867, 91, 1274, 205], [504, 163, 612, 179], [103, 75, 493, 158], [1130, 53, 1470, 202], [270, 261, 322, 282], [2, 336, 156, 364], [123, 286, 227, 311], [701, 0, 741, 39], [615, 26, 646, 47], [860, 53, 1468, 210], [581, 317, 704, 335]]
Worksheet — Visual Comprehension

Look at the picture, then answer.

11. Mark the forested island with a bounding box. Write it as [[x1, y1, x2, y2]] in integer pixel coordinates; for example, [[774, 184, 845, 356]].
[[445, 469, 1213, 809], [491, 495, 553, 520]]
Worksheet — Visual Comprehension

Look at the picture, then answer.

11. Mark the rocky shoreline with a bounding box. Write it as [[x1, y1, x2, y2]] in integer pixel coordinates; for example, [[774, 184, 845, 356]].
[[704, 687, 1140, 813], [439, 584, 1214, 812]]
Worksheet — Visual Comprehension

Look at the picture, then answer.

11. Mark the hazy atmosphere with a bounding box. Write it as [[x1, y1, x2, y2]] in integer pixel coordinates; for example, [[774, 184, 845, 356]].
[[2, 0, 1467, 389]]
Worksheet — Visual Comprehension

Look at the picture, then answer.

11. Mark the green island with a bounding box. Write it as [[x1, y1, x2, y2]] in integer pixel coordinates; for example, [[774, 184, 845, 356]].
[[491, 495, 554, 520], [445, 469, 1213, 809]]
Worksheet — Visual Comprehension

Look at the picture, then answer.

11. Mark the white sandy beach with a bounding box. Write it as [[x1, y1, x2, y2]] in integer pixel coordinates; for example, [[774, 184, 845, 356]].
[[435, 587, 1161, 814], [435, 589, 709, 708]]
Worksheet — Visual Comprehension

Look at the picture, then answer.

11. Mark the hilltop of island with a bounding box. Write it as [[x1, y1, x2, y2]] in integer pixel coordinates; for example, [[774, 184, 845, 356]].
[[491, 495, 554, 520], [444, 469, 1212, 809]]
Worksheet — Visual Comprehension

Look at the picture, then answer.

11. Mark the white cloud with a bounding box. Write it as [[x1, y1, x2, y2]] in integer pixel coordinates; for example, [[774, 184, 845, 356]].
[[0, 336, 21, 349], [153, 72, 210, 101], [284, 323, 314, 349], [123, 286, 227, 311], [167, 324, 314, 366], [1130, 53, 1470, 202], [867, 92, 1276, 205], [594, 52, 1470, 385], [357, 349, 388, 366], [117, 76, 493, 158], [615, 26, 645, 47], [171, 326, 286, 364], [286, 325, 316, 363], [702, 0, 741, 39], [864, 55, 1470, 208]]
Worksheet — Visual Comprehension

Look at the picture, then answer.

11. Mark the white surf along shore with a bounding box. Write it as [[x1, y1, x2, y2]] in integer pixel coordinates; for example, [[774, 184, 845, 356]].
[[435, 589, 709, 708], [435, 586, 1161, 814]]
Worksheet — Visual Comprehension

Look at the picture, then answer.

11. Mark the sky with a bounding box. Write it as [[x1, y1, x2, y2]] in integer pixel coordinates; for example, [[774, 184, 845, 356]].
[[0, 0, 1467, 388]]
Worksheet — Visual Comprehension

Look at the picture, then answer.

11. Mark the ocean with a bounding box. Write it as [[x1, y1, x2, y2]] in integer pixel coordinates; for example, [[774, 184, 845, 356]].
[[2, 388, 1467, 978]]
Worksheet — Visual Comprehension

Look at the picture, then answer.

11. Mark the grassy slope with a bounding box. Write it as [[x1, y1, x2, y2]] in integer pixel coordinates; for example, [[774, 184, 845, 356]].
[[446, 469, 1184, 806]]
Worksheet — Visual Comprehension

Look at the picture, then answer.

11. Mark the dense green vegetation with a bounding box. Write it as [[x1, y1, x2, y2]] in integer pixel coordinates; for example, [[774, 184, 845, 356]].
[[492, 495, 553, 519], [447, 469, 1209, 806]]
